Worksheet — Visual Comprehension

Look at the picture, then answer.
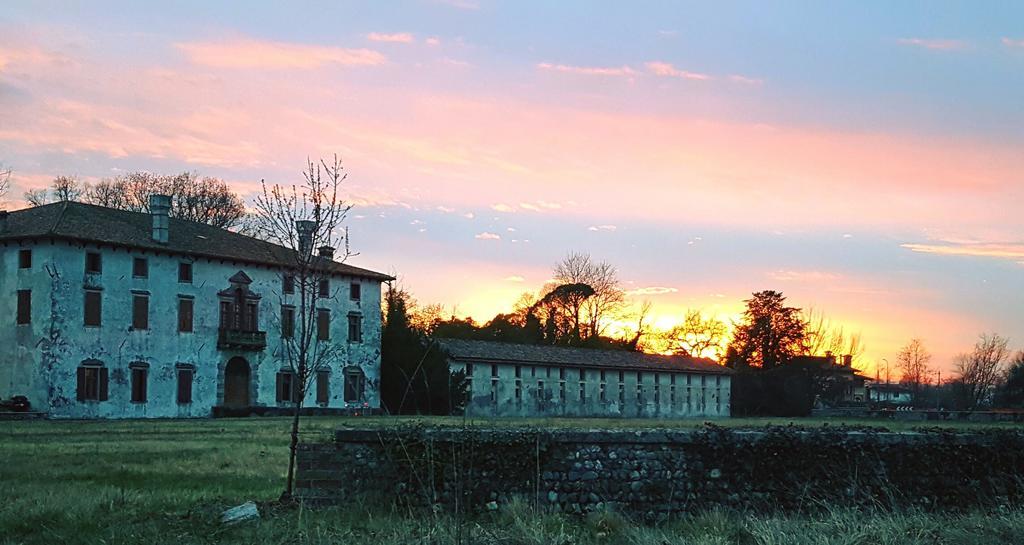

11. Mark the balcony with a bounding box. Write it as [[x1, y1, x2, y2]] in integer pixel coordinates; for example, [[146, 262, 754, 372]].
[[217, 329, 267, 351]]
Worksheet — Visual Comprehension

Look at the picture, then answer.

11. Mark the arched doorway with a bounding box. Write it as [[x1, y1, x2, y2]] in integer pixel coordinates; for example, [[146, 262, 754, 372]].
[[224, 357, 251, 407]]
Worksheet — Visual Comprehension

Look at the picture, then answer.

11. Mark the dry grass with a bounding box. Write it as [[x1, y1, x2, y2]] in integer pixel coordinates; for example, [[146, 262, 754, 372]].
[[1, 417, 1022, 544]]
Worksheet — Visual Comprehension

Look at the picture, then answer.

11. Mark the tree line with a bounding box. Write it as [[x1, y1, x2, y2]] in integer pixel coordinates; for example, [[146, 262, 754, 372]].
[[20, 172, 248, 230]]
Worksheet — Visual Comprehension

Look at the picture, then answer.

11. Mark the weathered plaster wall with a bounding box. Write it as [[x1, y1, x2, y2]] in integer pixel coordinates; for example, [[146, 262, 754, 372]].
[[297, 426, 1024, 518], [455, 361, 730, 418], [0, 239, 383, 417]]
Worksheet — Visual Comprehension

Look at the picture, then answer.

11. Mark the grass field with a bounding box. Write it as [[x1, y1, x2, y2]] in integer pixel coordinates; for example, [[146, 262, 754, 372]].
[[2, 416, 1023, 544]]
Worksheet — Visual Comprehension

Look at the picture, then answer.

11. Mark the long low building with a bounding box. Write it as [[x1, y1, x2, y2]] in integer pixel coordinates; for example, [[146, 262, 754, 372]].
[[440, 338, 733, 418]]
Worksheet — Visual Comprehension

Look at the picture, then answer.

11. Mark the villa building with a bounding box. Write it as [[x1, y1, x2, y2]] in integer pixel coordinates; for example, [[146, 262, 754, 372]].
[[0, 197, 391, 418]]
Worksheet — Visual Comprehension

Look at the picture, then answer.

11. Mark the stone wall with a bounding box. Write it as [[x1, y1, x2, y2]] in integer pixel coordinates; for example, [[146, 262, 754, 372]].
[[296, 426, 1024, 518]]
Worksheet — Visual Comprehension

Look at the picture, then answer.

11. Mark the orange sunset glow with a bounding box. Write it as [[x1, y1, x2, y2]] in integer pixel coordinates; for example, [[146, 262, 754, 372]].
[[3, 2, 1024, 382]]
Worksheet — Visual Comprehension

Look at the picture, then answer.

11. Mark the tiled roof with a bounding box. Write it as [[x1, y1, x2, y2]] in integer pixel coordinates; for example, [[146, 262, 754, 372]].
[[0, 201, 393, 281], [438, 338, 733, 375]]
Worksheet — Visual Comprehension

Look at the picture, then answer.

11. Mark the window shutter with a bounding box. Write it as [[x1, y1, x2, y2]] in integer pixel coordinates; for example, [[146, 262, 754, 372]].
[[77, 367, 87, 401], [276, 373, 285, 402], [98, 367, 109, 401], [292, 375, 301, 403]]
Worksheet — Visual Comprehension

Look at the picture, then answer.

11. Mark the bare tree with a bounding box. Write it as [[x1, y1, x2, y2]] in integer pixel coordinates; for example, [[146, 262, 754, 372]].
[[953, 333, 1011, 409], [52, 175, 84, 202], [801, 308, 866, 364], [664, 309, 728, 359], [23, 188, 49, 207], [25, 170, 247, 229], [896, 338, 932, 399], [0, 164, 10, 202], [553, 252, 625, 339], [251, 155, 354, 500], [23, 175, 84, 206]]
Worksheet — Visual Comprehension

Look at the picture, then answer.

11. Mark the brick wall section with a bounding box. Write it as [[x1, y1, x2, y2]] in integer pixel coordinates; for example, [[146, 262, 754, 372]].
[[296, 427, 1024, 517]]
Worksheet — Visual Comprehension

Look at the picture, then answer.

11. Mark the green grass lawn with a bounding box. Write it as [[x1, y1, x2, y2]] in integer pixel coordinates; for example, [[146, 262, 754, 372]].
[[2, 416, 1023, 544]]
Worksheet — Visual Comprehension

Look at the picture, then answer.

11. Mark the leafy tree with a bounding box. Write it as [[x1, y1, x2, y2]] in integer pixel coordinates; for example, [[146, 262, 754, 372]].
[[994, 352, 1024, 408], [380, 285, 468, 415], [726, 290, 807, 370]]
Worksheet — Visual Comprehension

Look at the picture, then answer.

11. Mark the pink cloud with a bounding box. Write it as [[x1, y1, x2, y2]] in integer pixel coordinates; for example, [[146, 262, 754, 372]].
[[901, 242, 1024, 260], [1002, 37, 1024, 48], [175, 38, 386, 69], [537, 62, 636, 77], [896, 38, 969, 51], [475, 232, 500, 240], [367, 32, 414, 43], [644, 61, 711, 80]]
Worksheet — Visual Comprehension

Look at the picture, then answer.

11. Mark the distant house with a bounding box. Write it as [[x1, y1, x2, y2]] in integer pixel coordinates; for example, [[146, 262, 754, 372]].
[[792, 354, 870, 406], [867, 383, 913, 405], [0, 198, 392, 418], [440, 338, 733, 418]]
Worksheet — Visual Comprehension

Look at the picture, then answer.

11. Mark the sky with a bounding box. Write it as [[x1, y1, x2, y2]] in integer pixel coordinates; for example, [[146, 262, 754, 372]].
[[2, 1, 1023, 378]]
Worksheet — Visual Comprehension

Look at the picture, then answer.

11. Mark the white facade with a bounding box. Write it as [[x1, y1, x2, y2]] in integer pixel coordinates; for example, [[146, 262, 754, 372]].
[[0, 237, 385, 418], [452, 362, 731, 418]]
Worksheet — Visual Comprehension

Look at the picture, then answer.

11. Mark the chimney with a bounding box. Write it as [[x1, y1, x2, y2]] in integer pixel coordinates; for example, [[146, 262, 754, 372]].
[[149, 194, 171, 243], [842, 354, 853, 367], [296, 220, 315, 257], [318, 245, 335, 261], [0, 211, 8, 234]]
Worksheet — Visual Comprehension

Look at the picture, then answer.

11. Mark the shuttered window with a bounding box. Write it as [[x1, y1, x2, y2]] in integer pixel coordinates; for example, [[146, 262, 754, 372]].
[[178, 298, 194, 332], [178, 262, 193, 283], [16, 290, 31, 325], [18, 249, 32, 269], [177, 366, 194, 404], [317, 309, 330, 341], [130, 364, 148, 403], [276, 371, 299, 403], [84, 290, 102, 326], [77, 363, 108, 402], [347, 314, 362, 343], [281, 306, 295, 338], [85, 252, 102, 274], [131, 294, 149, 330], [316, 370, 330, 405], [132, 258, 148, 278]]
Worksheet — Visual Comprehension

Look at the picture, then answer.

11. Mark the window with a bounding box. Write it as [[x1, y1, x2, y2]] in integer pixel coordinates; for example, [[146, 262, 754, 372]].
[[219, 301, 232, 329], [276, 370, 299, 403], [178, 297, 194, 333], [131, 294, 149, 330], [316, 369, 330, 404], [579, 382, 586, 403], [130, 363, 148, 403], [317, 309, 331, 340], [350, 282, 361, 301], [178, 262, 193, 283], [318, 279, 329, 298], [76, 362, 108, 402], [16, 290, 31, 325], [132, 258, 148, 278], [347, 313, 362, 343], [283, 275, 295, 294], [176, 365, 194, 404], [18, 249, 32, 269], [245, 302, 258, 331], [84, 290, 102, 327], [85, 252, 102, 274], [281, 306, 295, 338], [344, 367, 366, 402]]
